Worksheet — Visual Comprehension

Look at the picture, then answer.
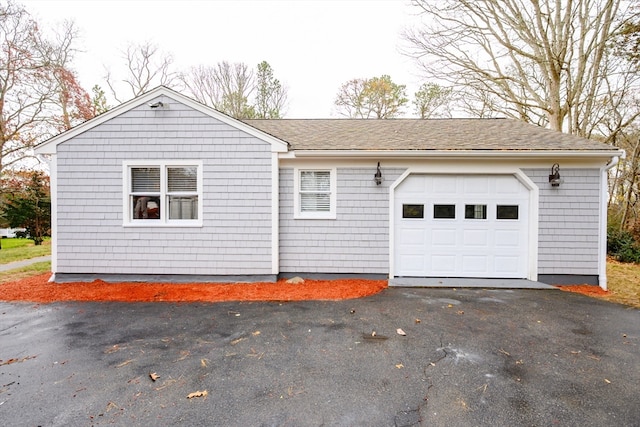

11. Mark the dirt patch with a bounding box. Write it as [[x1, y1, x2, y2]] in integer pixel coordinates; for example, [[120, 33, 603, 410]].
[[556, 285, 609, 298], [0, 273, 387, 303]]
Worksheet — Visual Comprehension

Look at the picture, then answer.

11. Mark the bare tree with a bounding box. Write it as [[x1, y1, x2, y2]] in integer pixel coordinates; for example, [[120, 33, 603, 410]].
[[106, 41, 180, 103], [254, 61, 287, 119], [334, 75, 408, 119], [334, 78, 368, 118], [0, 1, 81, 174], [404, 0, 638, 137], [181, 61, 255, 119], [413, 82, 453, 119]]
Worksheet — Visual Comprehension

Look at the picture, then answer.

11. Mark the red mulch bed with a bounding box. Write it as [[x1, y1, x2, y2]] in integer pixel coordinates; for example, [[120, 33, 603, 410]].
[[556, 284, 609, 297], [0, 273, 387, 303]]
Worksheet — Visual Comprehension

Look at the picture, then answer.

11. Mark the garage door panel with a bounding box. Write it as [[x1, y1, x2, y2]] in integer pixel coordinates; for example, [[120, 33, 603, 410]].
[[461, 255, 489, 273], [430, 255, 456, 274], [431, 176, 457, 194], [398, 227, 427, 245], [494, 229, 521, 247], [493, 256, 521, 273], [395, 174, 529, 279], [463, 176, 490, 194], [463, 229, 489, 246], [399, 255, 426, 274], [432, 229, 457, 246]]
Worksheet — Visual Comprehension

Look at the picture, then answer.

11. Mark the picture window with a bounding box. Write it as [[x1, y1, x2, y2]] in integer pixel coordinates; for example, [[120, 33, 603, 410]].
[[125, 161, 202, 226]]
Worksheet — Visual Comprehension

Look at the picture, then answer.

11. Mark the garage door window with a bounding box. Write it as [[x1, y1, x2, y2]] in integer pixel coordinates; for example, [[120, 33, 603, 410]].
[[434, 204, 455, 219], [403, 204, 424, 219], [465, 204, 487, 219], [497, 205, 519, 220]]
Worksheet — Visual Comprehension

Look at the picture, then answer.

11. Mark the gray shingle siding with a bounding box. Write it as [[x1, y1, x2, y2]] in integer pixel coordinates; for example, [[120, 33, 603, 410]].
[[524, 168, 601, 276], [56, 102, 273, 276], [279, 167, 405, 274]]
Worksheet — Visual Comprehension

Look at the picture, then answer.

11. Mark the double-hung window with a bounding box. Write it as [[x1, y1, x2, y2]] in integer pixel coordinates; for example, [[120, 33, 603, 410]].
[[124, 161, 202, 226], [294, 168, 336, 219]]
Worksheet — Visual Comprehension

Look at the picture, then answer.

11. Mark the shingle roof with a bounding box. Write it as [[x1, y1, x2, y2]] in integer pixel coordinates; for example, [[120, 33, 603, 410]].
[[243, 118, 616, 152]]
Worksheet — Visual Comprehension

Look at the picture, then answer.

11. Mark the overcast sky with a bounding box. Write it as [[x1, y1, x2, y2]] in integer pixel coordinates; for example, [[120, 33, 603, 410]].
[[22, 0, 425, 118]]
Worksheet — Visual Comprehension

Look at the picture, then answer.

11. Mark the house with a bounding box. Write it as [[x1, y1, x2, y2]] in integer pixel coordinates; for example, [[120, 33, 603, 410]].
[[34, 86, 624, 289]]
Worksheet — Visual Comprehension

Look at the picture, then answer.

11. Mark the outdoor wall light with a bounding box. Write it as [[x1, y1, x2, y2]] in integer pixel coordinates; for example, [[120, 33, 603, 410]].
[[549, 163, 561, 187], [148, 101, 164, 109], [374, 162, 384, 185]]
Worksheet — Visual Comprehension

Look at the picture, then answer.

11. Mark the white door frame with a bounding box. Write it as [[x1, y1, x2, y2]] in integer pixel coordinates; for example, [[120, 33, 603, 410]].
[[389, 165, 539, 281]]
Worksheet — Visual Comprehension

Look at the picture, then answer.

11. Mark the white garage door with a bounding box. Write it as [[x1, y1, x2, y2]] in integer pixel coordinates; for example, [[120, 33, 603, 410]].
[[394, 174, 530, 278]]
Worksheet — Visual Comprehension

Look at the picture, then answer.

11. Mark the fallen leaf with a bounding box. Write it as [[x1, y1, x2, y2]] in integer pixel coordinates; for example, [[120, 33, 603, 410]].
[[106, 401, 119, 411], [116, 359, 134, 368], [231, 337, 246, 346], [457, 310, 464, 315], [447, 304, 453, 308], [252, 331, 261, 336], [175, 350, 190, 362], [149, 372, 160, 381], [604, 379, 611, 384], [396, 363, 404, 369], [415, 318, 421, 324], [201, 359, 208, 367], [187, 390, 208, 399], [371, 331, 377, 337], [396, 328, 406, 336]]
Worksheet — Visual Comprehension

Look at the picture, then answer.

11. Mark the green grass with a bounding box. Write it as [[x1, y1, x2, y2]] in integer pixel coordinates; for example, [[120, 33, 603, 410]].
[[0, 238, 51, 264], [0, 261, 51, 284]]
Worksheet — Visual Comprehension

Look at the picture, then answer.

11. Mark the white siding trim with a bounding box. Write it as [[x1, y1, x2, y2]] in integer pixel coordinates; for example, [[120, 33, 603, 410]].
[[122, 160, 203, 227], [599, 155, 622, 290], [49, 154, 58, 277], [271, 152, 280, 274], [389, 164, 539, 281]]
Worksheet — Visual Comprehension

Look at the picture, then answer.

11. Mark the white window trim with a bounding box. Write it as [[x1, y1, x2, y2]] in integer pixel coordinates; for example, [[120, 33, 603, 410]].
[[123, 160, 203, 227], [293, 167, 337, 219]]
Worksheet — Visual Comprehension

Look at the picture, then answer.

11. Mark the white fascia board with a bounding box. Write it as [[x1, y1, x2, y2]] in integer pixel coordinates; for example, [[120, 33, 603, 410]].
[[287, 149, 625, 160], [35, 86, 289, 154]]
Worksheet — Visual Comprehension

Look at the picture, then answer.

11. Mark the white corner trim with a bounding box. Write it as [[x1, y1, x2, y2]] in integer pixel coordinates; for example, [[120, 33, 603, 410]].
[[388, 165, 539, 281], [49, 154, 58, 274], [271, 152, 280, 275], [598, 155, 622, 290]]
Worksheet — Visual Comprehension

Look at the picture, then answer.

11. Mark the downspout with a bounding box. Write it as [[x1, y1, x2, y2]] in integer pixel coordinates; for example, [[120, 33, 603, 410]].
[[599, 153, 624, 290]]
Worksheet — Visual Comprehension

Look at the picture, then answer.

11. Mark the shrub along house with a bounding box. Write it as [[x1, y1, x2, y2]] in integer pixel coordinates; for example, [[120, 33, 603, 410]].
[[35, 86, 623, 289]]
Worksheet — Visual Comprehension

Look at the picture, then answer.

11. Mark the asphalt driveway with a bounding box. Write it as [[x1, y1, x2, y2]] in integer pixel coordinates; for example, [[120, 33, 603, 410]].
[[1, 287, 638, 426]]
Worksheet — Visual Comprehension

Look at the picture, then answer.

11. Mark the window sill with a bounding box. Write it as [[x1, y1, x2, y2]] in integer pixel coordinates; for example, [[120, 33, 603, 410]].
[[123, 220, 203, 228], [294, 212, 337, 220]]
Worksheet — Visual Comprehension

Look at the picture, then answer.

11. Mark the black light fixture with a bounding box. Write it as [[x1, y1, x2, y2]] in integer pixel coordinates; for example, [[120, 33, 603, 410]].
[[549, 163, 561, 187], [374, 162, 383, 185]]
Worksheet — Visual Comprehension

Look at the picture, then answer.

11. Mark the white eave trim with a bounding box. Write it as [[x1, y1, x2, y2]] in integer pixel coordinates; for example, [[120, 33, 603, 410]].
[[34, 86, 289, 155], [284, 149, 625, 159]]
